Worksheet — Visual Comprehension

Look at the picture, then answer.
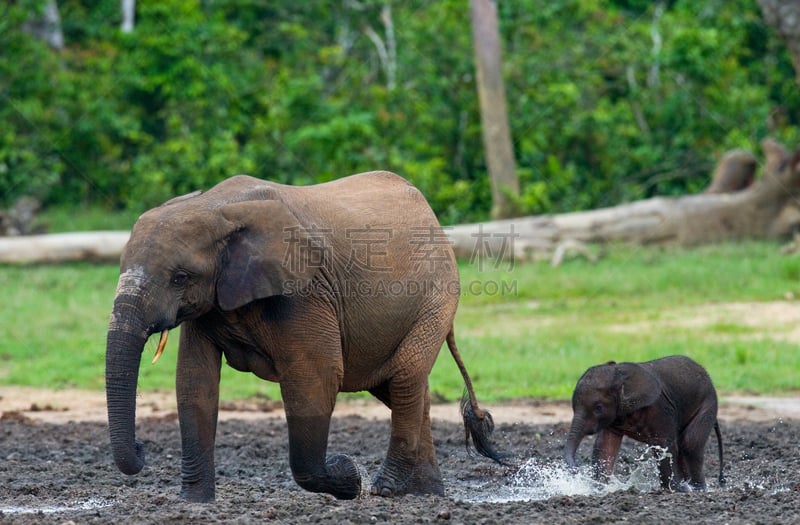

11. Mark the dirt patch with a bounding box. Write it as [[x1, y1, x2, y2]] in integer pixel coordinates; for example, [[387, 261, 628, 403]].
[[2, 386, 798, 425], [0, 386, 576, 425], [608, 300, 800, 343], [1, 388, 800, 523]]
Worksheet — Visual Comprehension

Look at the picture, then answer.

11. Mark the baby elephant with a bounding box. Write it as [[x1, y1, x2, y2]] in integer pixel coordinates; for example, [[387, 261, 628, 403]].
[[564, 355, 725, 491]]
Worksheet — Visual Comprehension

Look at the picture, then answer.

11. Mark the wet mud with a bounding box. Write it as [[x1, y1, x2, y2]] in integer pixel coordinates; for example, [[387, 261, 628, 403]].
[[1, 412, 799, 524]]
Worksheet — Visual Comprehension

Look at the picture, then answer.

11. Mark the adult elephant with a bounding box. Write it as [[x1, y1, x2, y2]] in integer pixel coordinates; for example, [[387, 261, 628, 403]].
[[105, 172, 504, 502]]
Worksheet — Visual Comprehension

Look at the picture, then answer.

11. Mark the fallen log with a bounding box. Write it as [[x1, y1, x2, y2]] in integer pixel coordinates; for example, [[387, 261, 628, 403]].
[[1, 140, 798, 265], [0, 231, 130, 264], [448, 139, 800, 261]]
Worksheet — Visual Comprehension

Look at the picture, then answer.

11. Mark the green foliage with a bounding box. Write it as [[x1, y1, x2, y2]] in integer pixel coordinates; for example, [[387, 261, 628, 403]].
[[2, 241, 800, 400], [2, 0, 799, 224], [0, 2, 66, 204], [504, 0, 798, 212], [41, 205, 139, 232]]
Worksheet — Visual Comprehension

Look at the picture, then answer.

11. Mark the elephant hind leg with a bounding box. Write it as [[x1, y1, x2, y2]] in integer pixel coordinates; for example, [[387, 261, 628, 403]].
[[410, 383, 443, 495], [679, 411, 715, 491], [370, 378, 443, 497], [677, 444, 707, 491], [369, 315, 450, 497], [683, 452, 707, 491], [672, 452, 694, 492]]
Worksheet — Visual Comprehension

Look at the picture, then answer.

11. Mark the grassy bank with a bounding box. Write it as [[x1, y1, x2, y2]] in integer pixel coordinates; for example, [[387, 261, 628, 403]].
[[1, 241, 798, 402]]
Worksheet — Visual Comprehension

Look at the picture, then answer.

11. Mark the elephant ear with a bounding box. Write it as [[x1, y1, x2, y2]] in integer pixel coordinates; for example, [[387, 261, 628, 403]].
[[613, 363, 661, 416], [217, 200, 320, 311]]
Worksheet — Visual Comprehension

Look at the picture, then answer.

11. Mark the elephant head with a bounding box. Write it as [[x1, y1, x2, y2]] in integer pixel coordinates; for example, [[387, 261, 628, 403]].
[[563, 361, 660, 470], [105, 178, 317, 476]]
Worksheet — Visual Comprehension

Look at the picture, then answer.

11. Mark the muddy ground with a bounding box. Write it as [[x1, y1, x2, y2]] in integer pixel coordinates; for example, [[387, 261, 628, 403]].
[[1, 394, 799, 524]]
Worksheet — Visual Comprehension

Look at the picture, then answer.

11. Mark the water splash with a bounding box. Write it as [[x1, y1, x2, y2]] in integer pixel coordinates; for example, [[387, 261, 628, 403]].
[[0, 497, 111, 515], [451, 446, 669, 503], [358, 462, 373, 497]]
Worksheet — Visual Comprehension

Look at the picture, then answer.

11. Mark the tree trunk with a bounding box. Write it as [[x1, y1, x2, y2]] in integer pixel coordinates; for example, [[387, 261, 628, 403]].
[[362, 4, 396, 91], [470, 0, 519, 220], [121, 0, 136, 33], [758, 0, 800, 86], [447, 140, 800, 261], [23, 0, 64, 50]]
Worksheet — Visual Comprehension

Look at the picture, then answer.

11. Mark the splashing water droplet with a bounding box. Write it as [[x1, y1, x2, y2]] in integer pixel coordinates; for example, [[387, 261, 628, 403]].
[[0, 498, 111, 515], [357, 463, 372, 498], [451, 446, 669, 503]]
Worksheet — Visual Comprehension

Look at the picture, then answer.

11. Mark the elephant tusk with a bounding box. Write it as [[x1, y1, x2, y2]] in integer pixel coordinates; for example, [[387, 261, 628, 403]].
[[152, 330, 169, 365]]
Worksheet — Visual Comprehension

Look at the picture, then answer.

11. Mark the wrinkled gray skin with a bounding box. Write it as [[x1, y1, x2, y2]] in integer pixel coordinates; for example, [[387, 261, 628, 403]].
[[564, 356, 725, 491], [106, 172, 504, 502]]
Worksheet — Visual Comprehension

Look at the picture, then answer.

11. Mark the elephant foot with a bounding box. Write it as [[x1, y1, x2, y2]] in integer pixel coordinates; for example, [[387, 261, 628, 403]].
[[371, 473, 399, 497], [665, 475, 700, 493], [410, 460, 444, 496], [688, 479, 707, 492], [371, 461, 443, 497], [671, 480, 705, 493], [179, 482, 215, 503], [324, 454, 363, 500]]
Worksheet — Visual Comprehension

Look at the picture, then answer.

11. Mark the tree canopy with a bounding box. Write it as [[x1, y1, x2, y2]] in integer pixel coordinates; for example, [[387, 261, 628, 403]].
[[2, 0, 799, 224]]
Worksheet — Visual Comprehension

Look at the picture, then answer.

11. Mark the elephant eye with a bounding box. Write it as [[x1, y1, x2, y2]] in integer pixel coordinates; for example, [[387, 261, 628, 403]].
[[171, 270, 189, 286], [594, 403, 604, 415]]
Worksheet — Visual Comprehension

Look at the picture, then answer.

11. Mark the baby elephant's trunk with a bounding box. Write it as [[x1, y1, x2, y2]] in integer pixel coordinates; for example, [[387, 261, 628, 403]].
[[446, 330, 509, 465], [563, 418, 584, 470]]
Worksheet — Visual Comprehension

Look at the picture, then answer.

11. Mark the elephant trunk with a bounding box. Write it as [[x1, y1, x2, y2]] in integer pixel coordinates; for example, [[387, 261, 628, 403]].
[[564, 419, 585, 470], [106, 296, 148, 475]]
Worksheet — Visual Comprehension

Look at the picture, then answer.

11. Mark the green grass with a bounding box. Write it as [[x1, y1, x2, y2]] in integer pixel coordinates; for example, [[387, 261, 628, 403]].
[[40, 205, 140, 233], [2, 240, 799, 403]]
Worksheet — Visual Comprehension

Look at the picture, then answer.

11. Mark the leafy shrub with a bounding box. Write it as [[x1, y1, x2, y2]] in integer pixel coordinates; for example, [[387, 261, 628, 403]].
[[2, 0, 798, 224]]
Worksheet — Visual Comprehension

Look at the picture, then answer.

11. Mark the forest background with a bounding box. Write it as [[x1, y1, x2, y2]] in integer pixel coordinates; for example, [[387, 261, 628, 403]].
[[4, 0, 800, 226], [5, 1, 800, 400]]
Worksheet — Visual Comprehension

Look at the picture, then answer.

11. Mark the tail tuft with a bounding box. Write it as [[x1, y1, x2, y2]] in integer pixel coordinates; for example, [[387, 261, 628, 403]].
[[460, 394, 510, 466]]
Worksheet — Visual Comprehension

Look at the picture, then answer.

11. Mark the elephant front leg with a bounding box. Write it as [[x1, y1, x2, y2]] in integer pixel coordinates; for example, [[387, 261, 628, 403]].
[[282, 380, 362, 500], [274, 309, 361, 499], [591, 430, 623, 481], [678, 412, 714, 491], [285, 413, 362, 499], [176, 325, 222, 502], [657, 442, 681, 491], [659, 453, 677, 490]]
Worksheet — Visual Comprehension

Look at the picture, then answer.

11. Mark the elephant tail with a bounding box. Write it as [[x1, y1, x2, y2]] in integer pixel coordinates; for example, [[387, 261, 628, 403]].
[[446, 329, 509, 466], [714, 420, 726, 486]]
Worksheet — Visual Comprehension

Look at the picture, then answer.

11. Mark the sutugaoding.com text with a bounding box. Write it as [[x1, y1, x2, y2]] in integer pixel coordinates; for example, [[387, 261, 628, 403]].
[[282, 278, 517, 298]]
